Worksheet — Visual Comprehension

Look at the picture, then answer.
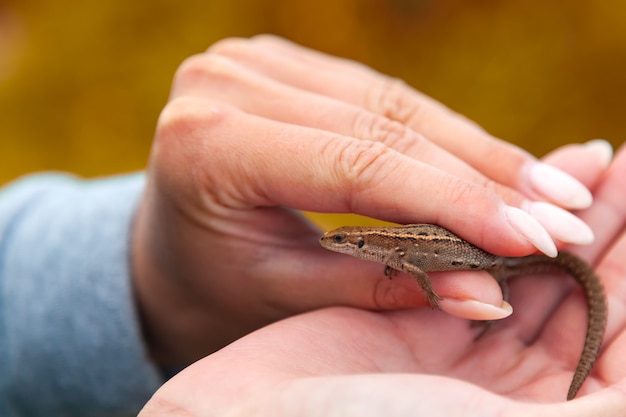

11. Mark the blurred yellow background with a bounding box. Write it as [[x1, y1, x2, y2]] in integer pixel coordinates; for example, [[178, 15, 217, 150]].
[[1, 0, 624, 195]]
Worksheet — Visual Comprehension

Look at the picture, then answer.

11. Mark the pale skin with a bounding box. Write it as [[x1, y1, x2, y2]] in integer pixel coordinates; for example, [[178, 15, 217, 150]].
[[132, 36, 625, 414]]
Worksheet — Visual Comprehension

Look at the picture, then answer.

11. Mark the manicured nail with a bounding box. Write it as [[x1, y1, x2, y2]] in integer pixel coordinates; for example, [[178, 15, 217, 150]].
[[528, 162, 593, 210], [584, 139, 613, 168], [505, 205, 557, 257], [528, 202, 594, 245], [441, 298, 513, 321]]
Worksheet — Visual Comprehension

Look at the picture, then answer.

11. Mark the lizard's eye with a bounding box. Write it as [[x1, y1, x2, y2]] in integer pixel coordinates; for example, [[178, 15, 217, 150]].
[[357, 238, 365, 248], [333, 234, 345, 243]]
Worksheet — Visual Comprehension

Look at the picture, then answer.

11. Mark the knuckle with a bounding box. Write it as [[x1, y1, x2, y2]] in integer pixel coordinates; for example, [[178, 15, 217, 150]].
[[173, 52, 239, 89], [444, 175, 500, 209], [206, 36, 249, 55], [153, 98, 233, 199], [250, 33, 283, 44], [352, 111, 426, 153], [174, 54, 208, 81], [158, 97, 228, 136], [371, 274, 422, 309], [155, 98, 231, 170], [369, 77, 421, 124], [445, 178, 479, 207], [324, 138, 393, 195], [206, 37, 260, 63], [371, 277, 396, 309]]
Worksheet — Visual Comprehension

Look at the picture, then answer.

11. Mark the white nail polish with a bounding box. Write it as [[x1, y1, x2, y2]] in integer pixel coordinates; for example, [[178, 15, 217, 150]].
[[584, 139, 613, 168], [528, 202, 594, 245], [440, 299, 513, 321], [504, 205, 557, 257], [528, 163, 593, 210]]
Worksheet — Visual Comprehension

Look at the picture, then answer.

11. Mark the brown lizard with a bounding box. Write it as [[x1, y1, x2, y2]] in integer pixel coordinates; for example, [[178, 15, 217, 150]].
[[319, 223, 607, 401]]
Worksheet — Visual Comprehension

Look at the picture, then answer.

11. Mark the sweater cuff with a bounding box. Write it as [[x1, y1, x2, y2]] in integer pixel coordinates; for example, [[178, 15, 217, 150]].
[[0, 173, 162, 416]]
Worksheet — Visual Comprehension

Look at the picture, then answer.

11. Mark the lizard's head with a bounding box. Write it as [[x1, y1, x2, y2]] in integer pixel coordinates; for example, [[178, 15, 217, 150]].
[[319, 226, 365, 255]]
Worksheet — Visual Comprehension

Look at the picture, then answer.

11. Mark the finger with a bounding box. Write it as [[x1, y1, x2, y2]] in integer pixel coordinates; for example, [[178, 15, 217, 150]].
[[155, 97, 560, 258], [172, 52, 522, 205], [209, 36, 593, 210], [541, 140, 614, 190]]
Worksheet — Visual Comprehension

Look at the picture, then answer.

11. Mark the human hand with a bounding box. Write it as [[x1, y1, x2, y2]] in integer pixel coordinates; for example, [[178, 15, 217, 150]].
[[131, 35, 609, 366], [139, 144, 626, 416]]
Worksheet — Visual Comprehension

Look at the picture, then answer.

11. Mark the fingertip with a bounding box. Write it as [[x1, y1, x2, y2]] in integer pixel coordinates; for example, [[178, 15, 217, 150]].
[[440, 298, 513, 321], [527, 202, 595, 246], [583, 139, 614, 168], [527, 162, 593, 210], [504, 205, 558, 257]]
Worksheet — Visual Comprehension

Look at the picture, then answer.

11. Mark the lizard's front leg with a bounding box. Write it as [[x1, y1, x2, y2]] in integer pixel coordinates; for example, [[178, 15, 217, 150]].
[[402, 263, 443, 309]]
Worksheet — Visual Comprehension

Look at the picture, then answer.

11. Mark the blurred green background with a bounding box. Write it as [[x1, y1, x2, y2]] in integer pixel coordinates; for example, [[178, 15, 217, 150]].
[[1, 0, 624, 193]]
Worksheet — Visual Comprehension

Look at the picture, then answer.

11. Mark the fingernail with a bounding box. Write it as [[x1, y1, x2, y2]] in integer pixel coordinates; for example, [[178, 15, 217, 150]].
[[528, 162, 593, 210], [440, 298, 513, 321], [584, 139, 613, 168], [504, 205, 557, 257], [528, 202, 594, 245]]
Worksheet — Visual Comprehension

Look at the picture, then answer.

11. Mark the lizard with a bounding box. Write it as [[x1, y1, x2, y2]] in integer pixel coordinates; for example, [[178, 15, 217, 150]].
[[319, 223, 607, 401]]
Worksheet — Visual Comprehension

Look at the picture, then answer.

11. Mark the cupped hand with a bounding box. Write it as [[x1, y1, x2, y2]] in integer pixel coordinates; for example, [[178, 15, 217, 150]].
[[139, 144, 626, 416], [131, 35, 610, 365]]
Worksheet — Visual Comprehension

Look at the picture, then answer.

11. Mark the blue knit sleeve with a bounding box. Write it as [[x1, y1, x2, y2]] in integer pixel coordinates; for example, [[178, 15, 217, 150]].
[[0, 173, 162, 417]]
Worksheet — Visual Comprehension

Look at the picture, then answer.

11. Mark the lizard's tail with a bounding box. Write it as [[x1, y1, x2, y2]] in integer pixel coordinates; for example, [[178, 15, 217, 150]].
[[555, 252, 608, 401], [505, 252, 607, 400]]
